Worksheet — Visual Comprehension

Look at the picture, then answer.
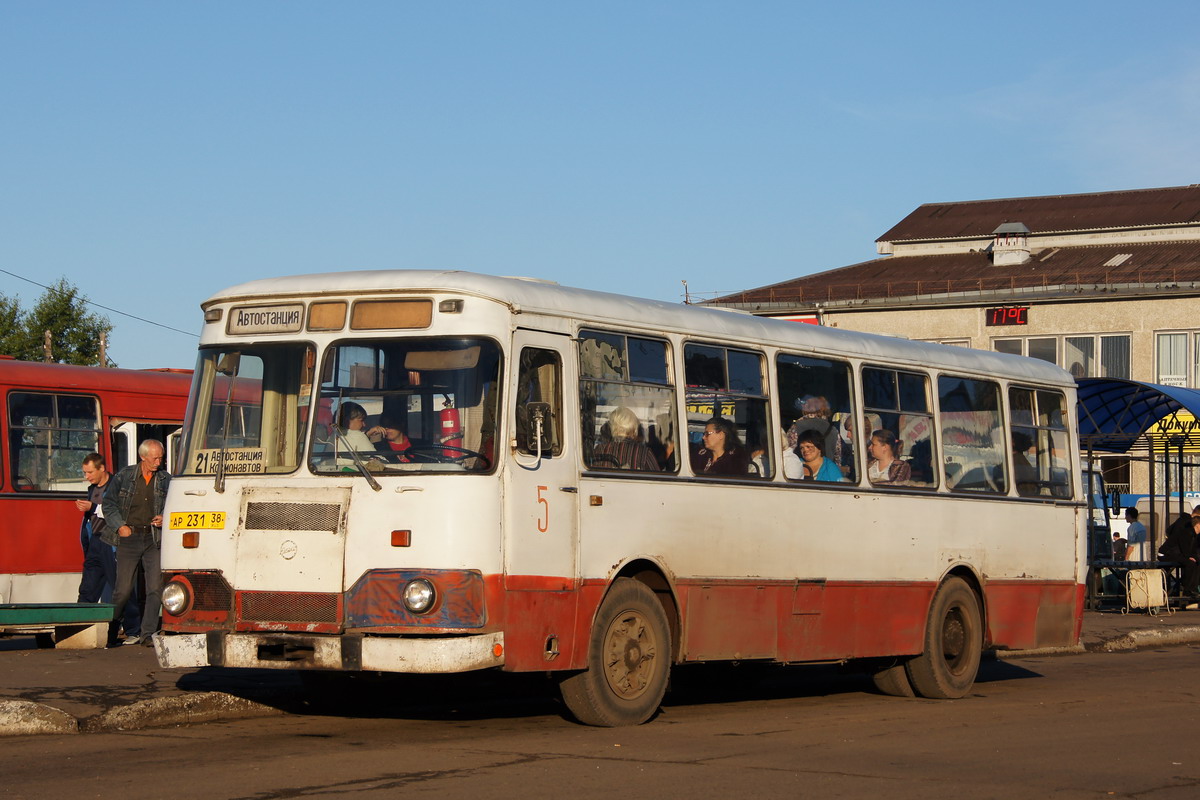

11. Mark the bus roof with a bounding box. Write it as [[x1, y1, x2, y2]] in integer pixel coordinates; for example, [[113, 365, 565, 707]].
[[0, 359, 193, 394], [205, 269, 1074, 388]]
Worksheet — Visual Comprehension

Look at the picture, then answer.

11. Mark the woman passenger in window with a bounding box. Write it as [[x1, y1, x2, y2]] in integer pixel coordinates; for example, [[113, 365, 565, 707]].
[[335, 402, 376, 452], [866, 429, 911, 485], [784, 430, 846, 482], [691, 417, 749, 475], [592, 406, 660, 471]]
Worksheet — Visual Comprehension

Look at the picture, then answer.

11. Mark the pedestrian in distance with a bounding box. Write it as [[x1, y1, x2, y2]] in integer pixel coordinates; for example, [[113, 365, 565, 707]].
[[102, 440, 170, 647]]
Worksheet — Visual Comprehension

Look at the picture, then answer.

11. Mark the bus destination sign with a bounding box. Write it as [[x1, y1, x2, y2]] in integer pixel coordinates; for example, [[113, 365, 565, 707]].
[[228, 304, 305, 335]]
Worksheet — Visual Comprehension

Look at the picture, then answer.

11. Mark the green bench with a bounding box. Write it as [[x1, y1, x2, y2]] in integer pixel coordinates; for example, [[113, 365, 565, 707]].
[[0, 603, 115, 648]]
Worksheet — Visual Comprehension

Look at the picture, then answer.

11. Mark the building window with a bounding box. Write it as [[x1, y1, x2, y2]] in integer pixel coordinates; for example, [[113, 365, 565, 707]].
[[992, 334, 1130, 379], [1157, 332, 1189, 387], [1027, 338, 1057, 365], [1065, 337, 1093, 379], [1100, 335, 1131, 379], [994, 339, 1022, 357]]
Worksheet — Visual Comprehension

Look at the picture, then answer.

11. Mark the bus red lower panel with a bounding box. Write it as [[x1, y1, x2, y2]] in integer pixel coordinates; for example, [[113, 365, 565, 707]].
[[495, 576, 1083, 671], [677, 579, 936, 663], [983, 579, 1081, 650]]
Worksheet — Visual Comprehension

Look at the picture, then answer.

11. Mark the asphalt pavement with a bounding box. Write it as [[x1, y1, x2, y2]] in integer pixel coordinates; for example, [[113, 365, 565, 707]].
[[3, 607, 1200, 737]]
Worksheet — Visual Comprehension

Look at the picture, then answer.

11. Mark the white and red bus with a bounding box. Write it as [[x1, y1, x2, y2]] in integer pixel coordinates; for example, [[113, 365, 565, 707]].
[[0, 358, 191, 608], [156, 271, 1085, 725]]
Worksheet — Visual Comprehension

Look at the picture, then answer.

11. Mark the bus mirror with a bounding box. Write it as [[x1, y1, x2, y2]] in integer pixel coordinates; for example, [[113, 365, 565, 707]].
[[521, 402, 553, 451], [1110, 490, 1121, 516], [217, 352, 241, 377]]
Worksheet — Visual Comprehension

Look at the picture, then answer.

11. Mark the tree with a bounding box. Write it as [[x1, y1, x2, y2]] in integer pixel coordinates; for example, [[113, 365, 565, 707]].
[[0, 294, 22, 357], [0, 279, 114, 366]]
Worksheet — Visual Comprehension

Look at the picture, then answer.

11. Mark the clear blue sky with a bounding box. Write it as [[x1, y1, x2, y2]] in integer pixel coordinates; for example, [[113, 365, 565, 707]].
[[3, 2, 1198, 369]]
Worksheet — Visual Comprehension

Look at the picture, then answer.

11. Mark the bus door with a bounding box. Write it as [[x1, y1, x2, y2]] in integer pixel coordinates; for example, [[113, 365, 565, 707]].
[[502, 331, 580, 666], [112, 421, 183, 470]]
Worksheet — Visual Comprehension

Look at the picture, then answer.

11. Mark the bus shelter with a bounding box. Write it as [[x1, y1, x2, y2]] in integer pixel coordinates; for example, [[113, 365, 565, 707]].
[[1076, 378, 1200, 606]]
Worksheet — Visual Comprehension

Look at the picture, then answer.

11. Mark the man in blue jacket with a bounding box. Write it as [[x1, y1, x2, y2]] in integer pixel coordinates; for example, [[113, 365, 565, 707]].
[[102, 439, 170, 647]]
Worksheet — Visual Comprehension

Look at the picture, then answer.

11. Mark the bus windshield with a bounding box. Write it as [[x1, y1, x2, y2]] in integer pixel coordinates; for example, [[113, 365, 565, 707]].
[[308, 337, 501, 474], [179, 343, 314, 477]]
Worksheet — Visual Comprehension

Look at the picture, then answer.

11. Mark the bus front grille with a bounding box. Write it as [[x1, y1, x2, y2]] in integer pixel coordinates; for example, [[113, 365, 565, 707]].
[[239, 591, 341, 624], [190, 572, 233, 611], [244, 502, 341, 532]]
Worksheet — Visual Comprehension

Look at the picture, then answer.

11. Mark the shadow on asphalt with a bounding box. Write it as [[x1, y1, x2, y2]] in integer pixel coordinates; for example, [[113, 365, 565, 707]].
[[173, 657, 1047, 725]]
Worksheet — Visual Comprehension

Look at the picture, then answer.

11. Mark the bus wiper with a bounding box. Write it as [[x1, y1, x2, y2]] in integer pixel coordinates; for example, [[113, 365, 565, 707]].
[[214, 352, 240, 494], [331, 426, 382, 492]]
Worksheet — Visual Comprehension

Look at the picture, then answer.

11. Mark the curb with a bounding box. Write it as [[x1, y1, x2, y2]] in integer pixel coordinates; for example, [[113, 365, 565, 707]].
[[82, 691, 286, 733], [1, 692, 284, 737], [1092, 625, 1200, 653], [0, 700, 79, 737], [994, 643, 1087, 660]]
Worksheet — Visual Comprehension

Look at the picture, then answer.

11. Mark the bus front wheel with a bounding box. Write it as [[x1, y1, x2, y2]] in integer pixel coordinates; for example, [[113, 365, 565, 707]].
[[559, 578, 671, 727], [905, 577, 982, 699]]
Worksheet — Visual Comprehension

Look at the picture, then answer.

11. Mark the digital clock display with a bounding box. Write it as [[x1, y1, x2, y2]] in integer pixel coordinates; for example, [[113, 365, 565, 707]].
[[985, 306, 1029, 326]]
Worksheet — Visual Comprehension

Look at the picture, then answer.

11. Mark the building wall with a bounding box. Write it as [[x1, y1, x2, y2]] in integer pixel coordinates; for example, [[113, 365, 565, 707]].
[[820, 294, 1200, 385]]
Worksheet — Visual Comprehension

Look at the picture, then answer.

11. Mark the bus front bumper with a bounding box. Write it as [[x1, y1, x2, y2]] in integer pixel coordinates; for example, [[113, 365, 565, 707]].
[[154, 631, 505, 673]]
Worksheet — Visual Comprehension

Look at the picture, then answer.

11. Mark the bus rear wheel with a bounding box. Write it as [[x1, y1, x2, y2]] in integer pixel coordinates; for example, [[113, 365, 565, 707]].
[[559, 578, 671, 727], [871, 660, 916, 697], [905, 577, 982, 699]]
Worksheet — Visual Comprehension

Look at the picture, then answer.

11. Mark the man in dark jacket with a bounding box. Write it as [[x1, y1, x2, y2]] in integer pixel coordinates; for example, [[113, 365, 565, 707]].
[[75, 452, 142, 638], [1159, 513, 1200, 597], [102, 439, 170, 646]]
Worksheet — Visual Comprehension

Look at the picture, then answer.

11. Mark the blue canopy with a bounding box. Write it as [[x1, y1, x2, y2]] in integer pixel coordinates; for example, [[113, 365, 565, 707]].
[[1076, 378, 1200, 454]]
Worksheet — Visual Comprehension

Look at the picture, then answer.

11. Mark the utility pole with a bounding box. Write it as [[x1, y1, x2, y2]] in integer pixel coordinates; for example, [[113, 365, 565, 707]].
[[99, 331, 108, 367], [43, 330, 52, 363]]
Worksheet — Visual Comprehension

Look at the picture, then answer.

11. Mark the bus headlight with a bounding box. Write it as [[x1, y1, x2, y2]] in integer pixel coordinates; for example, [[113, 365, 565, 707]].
[[161, 580, 192, 616], [402, 579, 436, 614]]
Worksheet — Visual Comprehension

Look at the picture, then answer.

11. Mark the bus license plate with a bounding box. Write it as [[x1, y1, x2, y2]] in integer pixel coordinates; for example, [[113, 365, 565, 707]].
[[169, 511, 227, 530]]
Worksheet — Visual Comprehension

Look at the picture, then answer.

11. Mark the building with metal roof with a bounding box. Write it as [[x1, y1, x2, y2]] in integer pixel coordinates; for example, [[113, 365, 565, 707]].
[[708, 185, 1200, 498]]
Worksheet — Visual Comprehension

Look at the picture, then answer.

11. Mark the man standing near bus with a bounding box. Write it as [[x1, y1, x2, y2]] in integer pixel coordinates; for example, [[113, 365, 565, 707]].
[[76, 453, 143, 639], [102, 440, 170, 647]]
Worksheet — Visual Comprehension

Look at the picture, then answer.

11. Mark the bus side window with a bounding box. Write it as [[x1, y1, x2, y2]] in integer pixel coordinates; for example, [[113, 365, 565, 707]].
[[862, 367, 937, 488], [516, 348, 563, 457], [1010, 387, 1072, 499], [777, 354, 855, 483], [684, 343, 770, 479], [8, 391, 101, 492], [938, 375, 1006, 494], [579, 331, 677, 473]]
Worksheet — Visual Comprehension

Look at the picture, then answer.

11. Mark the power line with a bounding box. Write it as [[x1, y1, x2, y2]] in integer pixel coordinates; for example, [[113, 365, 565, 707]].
[[0, 267, 199, 338]]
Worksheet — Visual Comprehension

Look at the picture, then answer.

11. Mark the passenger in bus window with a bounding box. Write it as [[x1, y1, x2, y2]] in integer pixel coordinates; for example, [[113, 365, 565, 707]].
[[866, 429, 911, 485], [369, 414, 412, 462], [784, 396, 838, 461], [784, 430, 846, 482], [691, 417, 750, 475], [649, 412, 675, 470], [335, 402, 376, 452], [592, 406, 660, 471], [1012, 431, 1039, 496]]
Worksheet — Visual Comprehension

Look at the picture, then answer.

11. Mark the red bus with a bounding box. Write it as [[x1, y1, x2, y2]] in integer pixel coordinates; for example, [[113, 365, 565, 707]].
[[0, 358, 191, 609]]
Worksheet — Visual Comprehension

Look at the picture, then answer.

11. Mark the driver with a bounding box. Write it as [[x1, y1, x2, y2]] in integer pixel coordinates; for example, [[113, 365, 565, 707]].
[[369, 414, 412, 462]]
